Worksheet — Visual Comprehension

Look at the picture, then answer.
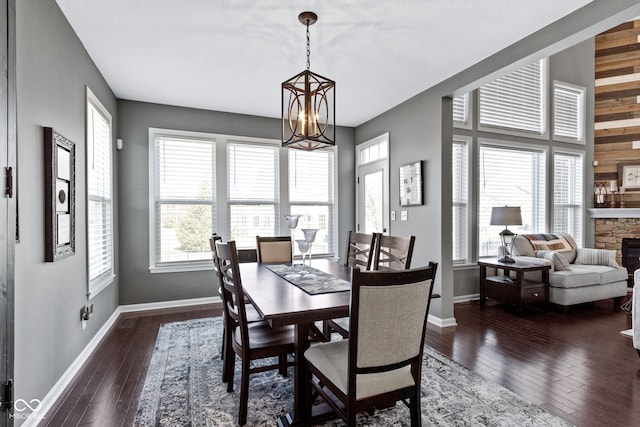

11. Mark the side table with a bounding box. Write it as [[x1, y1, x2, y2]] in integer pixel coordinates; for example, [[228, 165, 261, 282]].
[[478, 257, 551, 316]]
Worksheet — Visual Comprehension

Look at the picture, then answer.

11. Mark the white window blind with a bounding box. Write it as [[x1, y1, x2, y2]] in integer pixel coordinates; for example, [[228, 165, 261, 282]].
[[87, 90, 114, 294], [478, 144, 546, 257], [228, 143, 278, 248], [553, 82, 585, 142], [452, 137, 469, 263], [553, 152, 583, 246], [453, 93, 469, 126], [289, 150, 335, 256], [153, 135, 215, 265], [479, 59, 546, 134]]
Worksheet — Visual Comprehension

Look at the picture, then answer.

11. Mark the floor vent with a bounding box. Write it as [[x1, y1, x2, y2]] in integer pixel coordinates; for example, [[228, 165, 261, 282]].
[[117, 318, 137, 329]]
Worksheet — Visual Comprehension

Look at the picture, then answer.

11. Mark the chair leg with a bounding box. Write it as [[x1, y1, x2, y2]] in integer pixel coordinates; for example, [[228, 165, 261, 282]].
[[238, 358, 250, 426], [322, 320, 332, 341], [409, 393, 421, 427], [222, 322, 234, 383], [225, 350, 235, 393], [278, 354, 288, 377]]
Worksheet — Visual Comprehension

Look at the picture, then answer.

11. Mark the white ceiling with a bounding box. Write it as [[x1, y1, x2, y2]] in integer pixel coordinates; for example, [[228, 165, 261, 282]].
[[56, 0, 593, 127]]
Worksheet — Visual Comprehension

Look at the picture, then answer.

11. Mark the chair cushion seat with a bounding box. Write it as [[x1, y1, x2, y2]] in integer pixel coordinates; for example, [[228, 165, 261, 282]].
[[330, 317, 350, 334], [305, 340, 414, 400], [549, 265, 628, 289], [233, 321, 295, 350]]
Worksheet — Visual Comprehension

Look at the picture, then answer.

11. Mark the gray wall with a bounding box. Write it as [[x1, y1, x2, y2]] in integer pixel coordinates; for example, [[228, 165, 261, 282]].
[[14, 0, 119, 416], [355, 0, 640, 323], [450, 39, 596, 299], [117, 100, 356, 304]]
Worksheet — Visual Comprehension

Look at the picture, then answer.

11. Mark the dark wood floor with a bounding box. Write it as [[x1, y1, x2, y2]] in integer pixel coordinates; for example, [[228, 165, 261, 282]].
[[39, 297, 639, 427]]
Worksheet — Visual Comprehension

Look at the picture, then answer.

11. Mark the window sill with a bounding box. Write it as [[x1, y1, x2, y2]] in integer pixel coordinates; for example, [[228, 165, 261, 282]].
[[89, 273, 116, 299], [149, 262, 214, 274]]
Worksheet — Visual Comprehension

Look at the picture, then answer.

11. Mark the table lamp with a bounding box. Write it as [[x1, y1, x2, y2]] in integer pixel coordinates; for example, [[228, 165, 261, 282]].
[[490, 206, 522, 263]]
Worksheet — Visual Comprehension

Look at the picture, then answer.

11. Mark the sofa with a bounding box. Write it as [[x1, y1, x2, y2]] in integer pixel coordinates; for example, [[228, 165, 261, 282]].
[[511, 233, 628, 308], [633, 269, 640, 357]]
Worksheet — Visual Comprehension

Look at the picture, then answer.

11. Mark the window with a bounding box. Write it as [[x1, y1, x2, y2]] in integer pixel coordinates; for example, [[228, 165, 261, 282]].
[[553, 81, 585, 143], [289, 150, 335, 256], [151, 131, 216, 270], [228, 143, 279, 248], [478, 143, 546, 257], [479, 59, 547, 135], [86, 88, 114, 295], [453, 93, 471, 128], [553, 151, 583, 246], [452, 136, 470, 263]]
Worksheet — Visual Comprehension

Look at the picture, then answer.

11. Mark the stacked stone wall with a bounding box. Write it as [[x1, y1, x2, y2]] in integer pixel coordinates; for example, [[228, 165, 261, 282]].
[[594, 218, 640, 265]]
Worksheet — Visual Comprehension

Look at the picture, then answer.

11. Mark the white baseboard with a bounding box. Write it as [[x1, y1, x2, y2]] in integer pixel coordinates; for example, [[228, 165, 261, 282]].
[[428, 314, 458, 328], [25, 296, 221, 427], [454, 293, 480, 304]]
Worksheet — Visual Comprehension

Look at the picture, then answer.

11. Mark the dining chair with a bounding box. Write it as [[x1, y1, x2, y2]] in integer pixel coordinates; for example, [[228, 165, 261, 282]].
[[324, 231, 379, 338], [345, 231, 378, 270], [304, 262, 438, 426], [210, 236, 261, 384], [373, 234, 416, 271], [256, 235, 292, 264], [213, 240, 295, 426]]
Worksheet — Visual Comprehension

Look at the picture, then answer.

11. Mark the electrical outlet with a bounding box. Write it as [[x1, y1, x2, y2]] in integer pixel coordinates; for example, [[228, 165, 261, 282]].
[[81, 319, 87, 330], [401, 211, 408, 221], [391, 211, 396, 221]]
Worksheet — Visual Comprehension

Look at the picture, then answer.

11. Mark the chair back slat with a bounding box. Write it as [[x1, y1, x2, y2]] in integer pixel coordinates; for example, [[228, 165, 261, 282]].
[[346, 231, 377, 270], [256, 236, 292, 264], [214, 240, 249, 338], [374, 234, 415, 271]]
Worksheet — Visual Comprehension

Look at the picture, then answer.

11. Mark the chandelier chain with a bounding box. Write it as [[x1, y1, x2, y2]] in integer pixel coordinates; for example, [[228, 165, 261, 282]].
[[306, 23, 311, 70]]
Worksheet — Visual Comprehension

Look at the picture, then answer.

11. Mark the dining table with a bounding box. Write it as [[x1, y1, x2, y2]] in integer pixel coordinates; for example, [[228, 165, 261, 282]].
[[239, 259, 352, 426]]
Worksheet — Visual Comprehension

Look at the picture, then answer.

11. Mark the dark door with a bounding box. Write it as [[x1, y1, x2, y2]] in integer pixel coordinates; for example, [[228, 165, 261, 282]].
[[0, 0, 16, 425]]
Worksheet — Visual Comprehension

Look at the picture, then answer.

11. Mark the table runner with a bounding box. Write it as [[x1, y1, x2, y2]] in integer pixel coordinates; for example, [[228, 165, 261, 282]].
[[265, 264, 350, 295]]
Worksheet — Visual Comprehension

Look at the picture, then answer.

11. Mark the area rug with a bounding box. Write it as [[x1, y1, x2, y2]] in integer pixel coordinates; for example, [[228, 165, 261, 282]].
[[134, 318, 572, 426]]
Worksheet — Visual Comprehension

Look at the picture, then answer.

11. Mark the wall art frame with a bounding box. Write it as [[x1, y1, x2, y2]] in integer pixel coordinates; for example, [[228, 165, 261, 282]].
[[399, 160, 424, 206], [617, 162, 640, 191], [44, 127, 75, 262]]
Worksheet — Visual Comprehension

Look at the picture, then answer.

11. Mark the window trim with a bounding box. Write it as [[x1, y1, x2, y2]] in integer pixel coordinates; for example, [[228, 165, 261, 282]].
[[452, 135, 472, 265], [148, 128, 218, 273], [86, 87, 115, 298], [552, 80, 586, 144], [478, 58, 549, 140]]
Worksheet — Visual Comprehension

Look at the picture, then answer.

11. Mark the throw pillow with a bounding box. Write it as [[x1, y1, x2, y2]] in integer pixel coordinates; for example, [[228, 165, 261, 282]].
[[537, 250, 571, 271], [574, 248, 618, 267]]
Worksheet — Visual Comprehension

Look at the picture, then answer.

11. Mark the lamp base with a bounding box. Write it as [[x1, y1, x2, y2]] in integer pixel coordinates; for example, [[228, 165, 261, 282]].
[[498, 255, 516, 263]]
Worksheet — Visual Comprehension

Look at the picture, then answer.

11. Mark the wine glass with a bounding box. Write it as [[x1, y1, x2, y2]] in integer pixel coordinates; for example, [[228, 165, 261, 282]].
[[285, 215, 301, 267], [296, 239, 311, 274], [301, 229, 318, 267]]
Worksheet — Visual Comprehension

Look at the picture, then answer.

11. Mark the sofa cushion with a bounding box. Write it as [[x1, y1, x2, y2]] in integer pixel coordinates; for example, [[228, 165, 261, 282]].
[[549, 265, 627, 289], [513, 234, 576, 263], [574, 248, 618, 267], [537, 250, 571, 271]]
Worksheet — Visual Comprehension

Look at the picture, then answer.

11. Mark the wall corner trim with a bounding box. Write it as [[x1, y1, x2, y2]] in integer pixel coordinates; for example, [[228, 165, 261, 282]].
[[27, 297, 222, 427], [428, 314, 458, 328]]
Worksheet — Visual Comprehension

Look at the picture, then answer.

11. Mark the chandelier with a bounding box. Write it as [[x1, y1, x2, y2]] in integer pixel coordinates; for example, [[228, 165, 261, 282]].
[[282, 11, 335, 150]]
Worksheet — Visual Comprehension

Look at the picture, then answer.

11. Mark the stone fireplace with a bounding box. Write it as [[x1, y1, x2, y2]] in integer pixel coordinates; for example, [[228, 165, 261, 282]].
[[590, 208, 640, 286]]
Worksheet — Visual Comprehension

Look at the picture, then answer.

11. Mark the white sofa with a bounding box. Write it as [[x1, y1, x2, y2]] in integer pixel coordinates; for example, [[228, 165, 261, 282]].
[[633, 270, 640, 357], [511, 233, 628, 308]]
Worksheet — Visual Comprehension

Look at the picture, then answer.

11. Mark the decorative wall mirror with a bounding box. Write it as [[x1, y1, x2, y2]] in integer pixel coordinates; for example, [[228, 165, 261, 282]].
[[44, 127, 75, 262]]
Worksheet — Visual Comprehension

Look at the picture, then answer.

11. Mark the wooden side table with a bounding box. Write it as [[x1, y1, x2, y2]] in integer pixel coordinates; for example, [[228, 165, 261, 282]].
[[478, 257, 551, 316]]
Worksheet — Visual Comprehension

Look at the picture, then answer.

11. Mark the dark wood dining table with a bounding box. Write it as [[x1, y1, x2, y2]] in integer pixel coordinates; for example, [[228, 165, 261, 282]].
[[239, 259, 352, 426]]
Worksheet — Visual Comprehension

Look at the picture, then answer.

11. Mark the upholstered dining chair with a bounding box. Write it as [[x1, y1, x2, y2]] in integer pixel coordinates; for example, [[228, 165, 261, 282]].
[[374, 234, 416, 271], [213, 240, 295, 426], [304, 263, 438, 426], [256, 235, 292, 264], [210, 236, 262, 384]]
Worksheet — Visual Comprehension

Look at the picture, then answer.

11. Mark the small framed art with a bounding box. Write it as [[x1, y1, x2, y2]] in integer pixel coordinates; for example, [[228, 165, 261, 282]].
[[399, 160, 423, 206], [44, 127, 75, 262], [618, 162, 640, 191]]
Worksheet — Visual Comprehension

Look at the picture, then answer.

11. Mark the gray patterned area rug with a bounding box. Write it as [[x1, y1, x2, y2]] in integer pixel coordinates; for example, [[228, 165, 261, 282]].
[[134, 317, 572, 426]]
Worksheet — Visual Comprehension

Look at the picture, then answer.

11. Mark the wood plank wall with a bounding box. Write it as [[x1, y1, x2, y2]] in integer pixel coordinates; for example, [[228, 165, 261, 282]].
[[595, 20, 640, 207]]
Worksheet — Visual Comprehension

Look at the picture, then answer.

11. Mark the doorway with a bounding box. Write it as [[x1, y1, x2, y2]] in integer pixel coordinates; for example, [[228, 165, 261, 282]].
[[356, 133, 389, 235]]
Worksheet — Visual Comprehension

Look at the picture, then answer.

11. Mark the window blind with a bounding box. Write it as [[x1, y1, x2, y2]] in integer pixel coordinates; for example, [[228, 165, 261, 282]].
[[154, 136, 215, 264], [453, 94, 468, 125], [87, 96, 113, 289], [479, 60, 546, 134], [478, 144, 546, 257], [452, 138, 469, 263], [553, 152, 583, 246], [289, 150, 335, 255], [553, 82, 584, 142], [228, 143, 278, 248]]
